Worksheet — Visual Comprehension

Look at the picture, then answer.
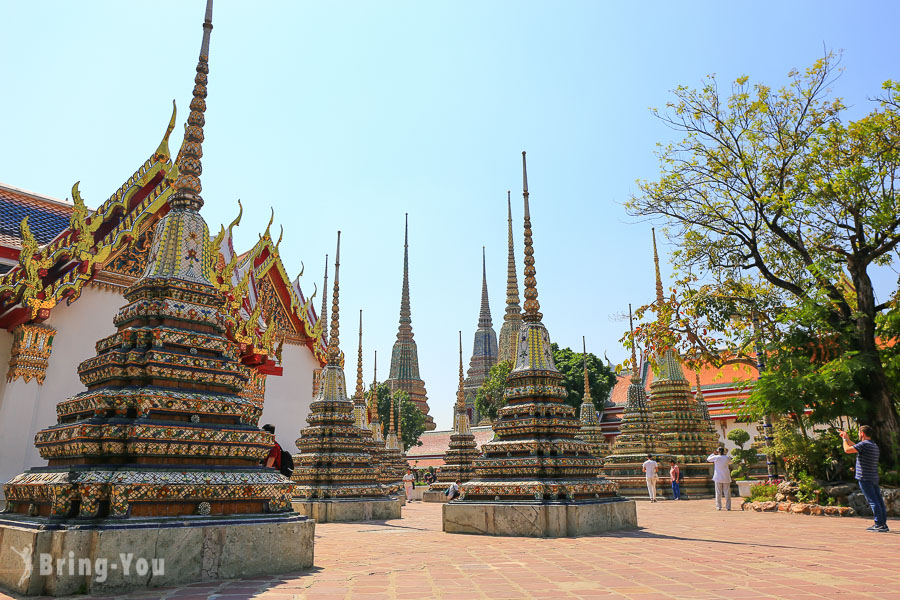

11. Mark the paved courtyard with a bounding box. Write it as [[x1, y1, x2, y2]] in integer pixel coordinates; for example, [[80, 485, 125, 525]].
[[2, 499, 897, 600]]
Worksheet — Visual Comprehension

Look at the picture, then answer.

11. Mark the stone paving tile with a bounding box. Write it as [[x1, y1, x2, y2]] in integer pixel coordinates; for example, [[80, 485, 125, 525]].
[[1, 500, 897, 599]]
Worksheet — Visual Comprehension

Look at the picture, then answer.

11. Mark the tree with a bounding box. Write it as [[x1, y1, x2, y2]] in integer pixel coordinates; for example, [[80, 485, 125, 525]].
[[550, 343, 618, 413], [368, 383, 426, 452], [626, 54, 900, 465], [474, 360, 512, 423]]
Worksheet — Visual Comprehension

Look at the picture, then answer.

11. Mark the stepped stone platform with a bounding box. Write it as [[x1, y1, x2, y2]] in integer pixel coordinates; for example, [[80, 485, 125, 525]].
[[291, 497, 401, 523]]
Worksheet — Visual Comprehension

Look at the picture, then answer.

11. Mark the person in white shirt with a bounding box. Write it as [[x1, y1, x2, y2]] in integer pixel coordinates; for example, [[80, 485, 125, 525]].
[[642, 454, 660, 502], [403, 468, 415, 501], [446, 479, 461, 500], [707, 447, 732, 510]]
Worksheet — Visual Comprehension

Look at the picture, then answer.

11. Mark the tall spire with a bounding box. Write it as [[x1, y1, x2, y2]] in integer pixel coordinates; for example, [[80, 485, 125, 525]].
[[355, 309, 365, 400], [582, 336, 592, 402], [396, 392, 403, 448], [171, 0, 214, 211], [388, 389, 396, 434], [521, 151, 542, 322], [478, 247, 493, 328], [457, 331, 465, 410], [368, 350, 378, 423], [629, 303, 640, 383], [319, 254, 329, 341], [398, 213, 412, 338], [326, 232, 341, 363], [504, 190, 521, 317], [652, 228, 664, 304]]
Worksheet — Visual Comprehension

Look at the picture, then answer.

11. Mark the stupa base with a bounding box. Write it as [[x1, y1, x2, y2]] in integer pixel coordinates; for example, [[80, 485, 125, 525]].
[[290, 497, 401, 523], [442, 498, 637, 537], [422, 490, 450, 503], [0, 513, 313, 597]]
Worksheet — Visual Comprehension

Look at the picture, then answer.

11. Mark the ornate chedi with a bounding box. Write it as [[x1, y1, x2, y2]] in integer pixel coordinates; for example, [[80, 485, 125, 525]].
[[576, 337, 607, 458], [291, 234, 399, 522], [425, 331, 478, 502], [311, 254, 328, 398], [443, 152, 635, 537], [367, 354, 396, 495], [648, 229, 718, 497], [694, 373, 717, 435], [352, 311, 382, 483], [381, 391, 406, 496], [462, 247, 499, 425], [497, 190, 523, 366], [0, 4, 313, 593], [385, 214, 435, 430], [603, 305, 674, 499]]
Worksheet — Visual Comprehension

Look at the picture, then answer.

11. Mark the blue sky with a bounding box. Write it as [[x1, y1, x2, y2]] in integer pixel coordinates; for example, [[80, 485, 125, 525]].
[[2, 1, 898, 430]]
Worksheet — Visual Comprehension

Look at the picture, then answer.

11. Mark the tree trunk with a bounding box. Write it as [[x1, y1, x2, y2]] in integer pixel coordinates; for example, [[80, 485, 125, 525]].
[[851, 260, 900, 467]]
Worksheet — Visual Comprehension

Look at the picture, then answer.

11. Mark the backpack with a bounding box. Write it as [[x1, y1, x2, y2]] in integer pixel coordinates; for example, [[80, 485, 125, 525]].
[[280, 450, 294, 477]]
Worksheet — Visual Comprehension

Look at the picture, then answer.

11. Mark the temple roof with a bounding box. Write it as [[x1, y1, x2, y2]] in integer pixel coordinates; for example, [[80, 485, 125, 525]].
[[405, 425, 495, 464], [0, 183, 73, 250]]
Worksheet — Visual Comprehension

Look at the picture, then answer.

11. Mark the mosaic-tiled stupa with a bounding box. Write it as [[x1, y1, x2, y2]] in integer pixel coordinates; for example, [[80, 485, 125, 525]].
[[385, 214, 435, 430], [366, 354, 393, 492], [0, 3, 313, 593], [462, 247, 499, 425], [648, 230, 717, 498], [424, 332, 479, 502], [497, 191, 523, 367], [603, 305, 674, 499], [291, 234, 400, 522], [352, 311, 381, 482], [576, 337, 608, 458], [443, 153, 636, 537], [693, 373, 717, 435]]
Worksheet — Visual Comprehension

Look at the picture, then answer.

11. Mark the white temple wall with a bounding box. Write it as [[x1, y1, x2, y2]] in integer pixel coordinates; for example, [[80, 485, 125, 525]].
[[713, 418, 761, 451], [259, 341, 318, 453]]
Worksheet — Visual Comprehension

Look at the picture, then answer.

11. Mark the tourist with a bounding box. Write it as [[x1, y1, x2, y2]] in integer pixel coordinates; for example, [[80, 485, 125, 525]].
[[403, 468, 415, 501], [670, 459, 682, 500], [446, 479, 461, 500], [840, 426, 889, 532], [707, 447, 732, 510], [261, 424, 282, 471], [642, 454, 659, 502]]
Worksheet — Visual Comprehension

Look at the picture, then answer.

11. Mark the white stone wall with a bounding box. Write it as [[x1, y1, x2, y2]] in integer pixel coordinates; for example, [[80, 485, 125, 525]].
[[714, 418, 762, 451], [260, 342, 318, 453]]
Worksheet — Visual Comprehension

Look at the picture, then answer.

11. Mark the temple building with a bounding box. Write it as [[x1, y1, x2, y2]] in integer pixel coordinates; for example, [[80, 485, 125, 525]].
[[0, 3, 313, 592], [461, 248, 498, 425], [424, 332, 478, 502], [385, 215, 435, 430], [443, 152, 635, 537], [646, 230, 718, 497], [291, 234, 400, 522], [496, 191, 523, 365]]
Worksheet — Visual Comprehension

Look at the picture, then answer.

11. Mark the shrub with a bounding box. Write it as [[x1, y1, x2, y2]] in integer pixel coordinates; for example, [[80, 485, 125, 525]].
[[728, 428, 758, 480], [796, 471, 824, 504], [748, 481, 778, 502]]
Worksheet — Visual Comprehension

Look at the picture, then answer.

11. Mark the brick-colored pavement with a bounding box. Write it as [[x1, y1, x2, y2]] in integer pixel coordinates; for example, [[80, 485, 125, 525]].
[[3, 499, 897, 600]]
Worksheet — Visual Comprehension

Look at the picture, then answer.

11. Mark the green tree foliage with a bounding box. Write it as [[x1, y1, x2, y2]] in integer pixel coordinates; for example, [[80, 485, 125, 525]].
[[474, 360, 512, 423], [550, 343, 618, 413], [367, 382, 426, 452], [625, 53, 900, 464], [726, 429, 757, 480]]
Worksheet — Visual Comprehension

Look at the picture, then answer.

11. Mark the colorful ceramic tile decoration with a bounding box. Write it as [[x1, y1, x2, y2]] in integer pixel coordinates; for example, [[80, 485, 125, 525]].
[[352, 313, 383, 483], [497, 191, 524, 368], [428, 332, 479, 495], [1, 2, 295, 520], [291, 235, 389, 500], [576, 337, 608, 458], [455, 153, 621, 503], [365, 355, 395, 492], [462, 248, 499, 426], [6, 323, 55, 384], [603, 305, 675, 499], [385, 215, 436, 430]]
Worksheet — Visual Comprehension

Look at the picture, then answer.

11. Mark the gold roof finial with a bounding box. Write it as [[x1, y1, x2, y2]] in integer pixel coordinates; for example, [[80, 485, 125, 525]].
[[397, 391, 403, 445], [582, 336, 592, 401], [388, 389, 396, 434], [652, 228, 664, 304], [521, 151, 542, 322], [355, 309, 365, 400], [695, 372, 703, 396], [505, 190, 521, 316], [326, 232, 341, 363], [153, 100, 178, 162], [368, 350, 379, 421], [171, 0, 214, 210]]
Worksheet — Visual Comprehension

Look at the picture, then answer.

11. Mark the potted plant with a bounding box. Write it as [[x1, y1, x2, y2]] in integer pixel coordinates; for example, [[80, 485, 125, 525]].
[[728, 429, 759, 496]]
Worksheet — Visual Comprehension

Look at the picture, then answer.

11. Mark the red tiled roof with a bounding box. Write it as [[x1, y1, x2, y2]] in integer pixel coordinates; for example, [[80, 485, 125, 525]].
[[645, 359, 758, 389], [607, 374, 630, 406], [406, 426, 494, 459]]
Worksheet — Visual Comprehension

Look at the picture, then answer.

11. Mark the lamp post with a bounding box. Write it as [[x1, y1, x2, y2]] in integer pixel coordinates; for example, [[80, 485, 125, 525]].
[[751, 311, 778, 481]]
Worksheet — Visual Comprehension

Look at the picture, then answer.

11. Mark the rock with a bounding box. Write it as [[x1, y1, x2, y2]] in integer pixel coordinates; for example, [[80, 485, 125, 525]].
[[741, 501, 752, 511], [848, 492, 873, 516], [883, 488, 900, 517], [825, 484, 854, 497], [810, 505, 825, 516], [790, 503, 811, 515], [837, 506, 855, 517], [761, 501, 778, 512], [777, 502, 791, 512], [775, 493, 786, 502], [824, 506, 840, 516]]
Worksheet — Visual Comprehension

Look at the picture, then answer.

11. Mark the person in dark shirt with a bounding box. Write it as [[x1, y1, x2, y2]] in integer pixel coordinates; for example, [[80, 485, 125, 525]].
[[262, 423, 282, 472], [840, 425, 888, 532]]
